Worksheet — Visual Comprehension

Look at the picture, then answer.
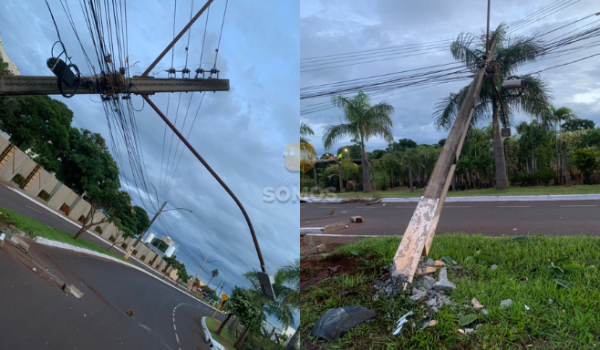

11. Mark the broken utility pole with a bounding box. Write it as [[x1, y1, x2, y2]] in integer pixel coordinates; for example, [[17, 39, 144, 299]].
[[391, 32, 498, 289]]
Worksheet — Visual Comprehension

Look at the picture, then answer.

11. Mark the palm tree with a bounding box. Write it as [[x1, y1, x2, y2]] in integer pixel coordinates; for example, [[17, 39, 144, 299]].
[[242, 259, 300, 349], [549, 105, 576, 184], [434, 23, 551, 189], [300, 122, 314, 144], [323, 91, 394, 192], [208, 268, 219, 286]]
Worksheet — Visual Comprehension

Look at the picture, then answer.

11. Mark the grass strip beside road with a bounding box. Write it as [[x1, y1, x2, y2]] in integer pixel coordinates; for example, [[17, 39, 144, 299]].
[[0, 205, 127, 263], [325, 184, 600, 199], [300, 234, 600, 349], [205, 317, 236, 349]]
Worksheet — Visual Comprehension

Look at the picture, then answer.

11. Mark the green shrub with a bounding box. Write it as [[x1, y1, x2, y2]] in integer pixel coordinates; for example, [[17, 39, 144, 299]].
[[510, 169, 557, 187], [11, 174, 26, 188], [572, 148, 600, 181], [109, 235, 116, 242], [141, 255, 146, 261], [94, 226, 103, 234], [121, 243, 128, 249], [37, 190, 51, 201], [79, 215, 86, 223]]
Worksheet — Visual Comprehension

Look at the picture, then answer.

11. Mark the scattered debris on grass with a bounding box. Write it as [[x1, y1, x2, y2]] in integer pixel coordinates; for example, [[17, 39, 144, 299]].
[[392, 311, 413, 336], [301, 265, 340, 290], [491, 264, 498, 270], [471, 298, 483, 309], [310, 305, 377, 342], [500, 299, 513, 308]]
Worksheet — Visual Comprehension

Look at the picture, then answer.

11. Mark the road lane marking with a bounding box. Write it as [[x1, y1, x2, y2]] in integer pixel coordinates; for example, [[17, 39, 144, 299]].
[[319, 207, 344, 209], [395, 206, 417, 208], [496, 206, 531, 208], [560, 204, 598, 207], [25, 205, 43, 214], [444, 206, 473, 208]]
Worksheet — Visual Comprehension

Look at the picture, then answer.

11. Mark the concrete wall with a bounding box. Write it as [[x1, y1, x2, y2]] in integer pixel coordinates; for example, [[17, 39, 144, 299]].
[[47, 185, 77, 210], [0, 134, 9, 151], [0, 148, 35, 182], [24, 168, 54, 197]]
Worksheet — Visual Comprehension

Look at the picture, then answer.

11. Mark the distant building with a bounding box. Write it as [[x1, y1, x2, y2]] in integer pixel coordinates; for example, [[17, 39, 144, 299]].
[[161, 235, 174, 246], [0, 35, 20, 75]]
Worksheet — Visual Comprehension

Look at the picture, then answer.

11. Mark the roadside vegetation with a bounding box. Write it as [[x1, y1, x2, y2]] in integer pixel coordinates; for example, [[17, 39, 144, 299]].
[[300, 234, 600, 349], [0, 205, 127, 262]]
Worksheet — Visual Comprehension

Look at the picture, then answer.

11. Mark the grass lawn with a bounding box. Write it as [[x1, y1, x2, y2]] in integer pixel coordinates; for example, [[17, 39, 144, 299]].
[[205, 317, 236, 349], [325, 184, 600, 199], [300, 234, 600, 349], [0, 205, 128, 263]]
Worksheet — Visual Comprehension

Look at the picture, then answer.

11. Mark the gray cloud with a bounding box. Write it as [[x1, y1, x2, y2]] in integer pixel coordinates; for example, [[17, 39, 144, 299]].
[[301, 0, 600, 156]]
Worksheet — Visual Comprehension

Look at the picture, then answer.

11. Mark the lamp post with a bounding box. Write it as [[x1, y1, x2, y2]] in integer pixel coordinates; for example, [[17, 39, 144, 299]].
[[124, 203, 192, 260]]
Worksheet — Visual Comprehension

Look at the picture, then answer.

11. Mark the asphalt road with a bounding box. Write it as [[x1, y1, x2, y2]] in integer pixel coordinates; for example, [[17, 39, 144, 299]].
[[0, 246, 225, 350], [0, 184, 168, 279], [301, 200, 600, 236]]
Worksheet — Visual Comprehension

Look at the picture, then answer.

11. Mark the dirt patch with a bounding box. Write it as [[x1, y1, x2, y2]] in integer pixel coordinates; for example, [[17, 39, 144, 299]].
[[300, 254, 363, 285]]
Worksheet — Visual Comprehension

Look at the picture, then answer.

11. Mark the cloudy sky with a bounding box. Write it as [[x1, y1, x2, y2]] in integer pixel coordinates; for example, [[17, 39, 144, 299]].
[[0, 0, 299, 328], [301, 0, 600, 156]]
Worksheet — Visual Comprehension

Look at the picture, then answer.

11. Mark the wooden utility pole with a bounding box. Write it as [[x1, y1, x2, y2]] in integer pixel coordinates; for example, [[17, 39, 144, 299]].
[[391, 32, 498, 288]]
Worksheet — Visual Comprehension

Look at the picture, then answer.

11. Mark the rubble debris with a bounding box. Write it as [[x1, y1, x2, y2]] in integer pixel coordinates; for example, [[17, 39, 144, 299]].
[[32, 267, 36, 272], [62, 284, 71, 294], [500, 299, 513, 308], [458, 329, 465, 334], [328, 210, 335, 215], [9, 236, 30, 252], [409, 288, 427, 302], [471, 298, 483, 309], [392, 311, 413, 336], [311, 305, 377, 342], [491, 264, 498, 271], [415, 266, 438, 276], [482, 309, 489, 316], [69, 285, 84, 299], [126, 310, 134, 317], [428, 320, 437, 326], [464, 328, 475, 333], [413, 275, 435, 290], [433, 267, 456, 292], [349, 216, 363, 223], [0, 233, 5, 248], [524, 305, 530, 311], [310, 243, 327, 254]]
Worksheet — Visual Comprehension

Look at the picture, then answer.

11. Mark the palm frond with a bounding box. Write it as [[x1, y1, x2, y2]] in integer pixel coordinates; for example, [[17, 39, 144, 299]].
[[322, 123, 357, 150]]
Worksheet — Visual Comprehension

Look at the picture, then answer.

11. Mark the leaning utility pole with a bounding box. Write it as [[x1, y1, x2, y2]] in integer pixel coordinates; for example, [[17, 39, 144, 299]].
[[188, 254, 210, 293], [123, 201, 167, 260], [391, 10, 498, 289]]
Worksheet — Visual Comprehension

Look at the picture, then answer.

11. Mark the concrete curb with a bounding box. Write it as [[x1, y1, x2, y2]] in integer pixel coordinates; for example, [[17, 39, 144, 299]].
[[201, 316, 226, 350], [33, 236, 219, 311], [301, 194, 600, 203]]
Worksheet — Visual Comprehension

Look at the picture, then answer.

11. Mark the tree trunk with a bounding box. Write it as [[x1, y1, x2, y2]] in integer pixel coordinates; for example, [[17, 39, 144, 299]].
[[313, 167, 317, 189], [337, 161, 343, 192], [390, 169, 393, 189], [370, 160, 376, 191], [563, 141, 570, 187], [257, 330, 268, 350], [285, 329, 299, 350], [234, 326, 250, 350], [360, 143, 372, 192], [492, 100, 509, 189], [217, 313, 233, 335], [405, 157, 413, 192], [107, 233, 123, 251]]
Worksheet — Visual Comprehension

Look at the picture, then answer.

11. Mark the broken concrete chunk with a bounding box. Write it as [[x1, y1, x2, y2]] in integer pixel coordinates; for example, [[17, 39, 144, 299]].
[[424, 258, 435, 267], [433, 267, 456, 292], [392, 311, 413, 336], [311, 244, 327, 254], [9, 236, 29, 252], [491, 264, 498, 271], [409, 288, 427, 302], [428, 320, 437, 326], [500, 299, 512, 308], [349, 216, 363, 223], [62, 284, 71, 294], [69, 285, 84, 299], [310, 305, 377, 342], [413, 275, 435, 290], [471, 298, 483, 309], [458, 329, 465, 334], [482, 309, 489, 316], [464, 328, 475, 333]]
